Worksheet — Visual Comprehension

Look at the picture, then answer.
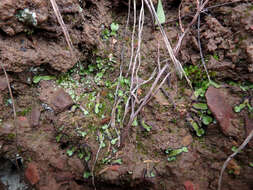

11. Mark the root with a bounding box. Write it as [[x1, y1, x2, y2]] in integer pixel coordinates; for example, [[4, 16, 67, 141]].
[[218, 130, 253, 190]]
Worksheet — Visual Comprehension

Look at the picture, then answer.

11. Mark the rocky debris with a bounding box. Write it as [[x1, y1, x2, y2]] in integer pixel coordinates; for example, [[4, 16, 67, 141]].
[[205, 86, 240, 137], [203, 16, 230, 52], [29, 106, 41, 127], [227, 159, 240, 176], [39, 81, 73, 113], [25, 162, 40, 185], [207, 56, 235, 71], [183, 180, 199, 190], [0, 35, 78, 72], [0, 0, 113, 73]]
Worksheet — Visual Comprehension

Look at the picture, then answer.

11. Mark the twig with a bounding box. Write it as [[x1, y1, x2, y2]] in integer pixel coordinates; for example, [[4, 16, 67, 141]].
[[174, 0, 210, 56], [178, 0, 184, 33], [197, 0, 211, 82], [218, 130, 253, 190], [0, 62, 19, 169], [49, 0, 76, 60], [92, 132, 104, 190]]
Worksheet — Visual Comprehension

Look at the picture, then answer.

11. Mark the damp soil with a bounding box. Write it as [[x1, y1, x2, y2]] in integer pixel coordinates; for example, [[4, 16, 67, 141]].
[[0, 0, 253, 190]]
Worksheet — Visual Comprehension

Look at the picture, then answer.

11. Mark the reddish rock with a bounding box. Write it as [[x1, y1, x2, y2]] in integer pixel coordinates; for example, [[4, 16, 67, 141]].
[[205, 86, 239, 137], [17, 116, 30, 129], [67, 158, 84, 175], [49, 156, 67, 170], [49, 88, 73, 113], [29, 106, 41, 127], [39, 83, 73, 113], [184, 180, 199, 190], [25, 162, 40, 185]]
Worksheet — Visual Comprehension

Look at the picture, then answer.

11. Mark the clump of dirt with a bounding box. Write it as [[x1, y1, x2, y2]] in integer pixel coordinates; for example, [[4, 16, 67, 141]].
[[0, 0, 253, 190]]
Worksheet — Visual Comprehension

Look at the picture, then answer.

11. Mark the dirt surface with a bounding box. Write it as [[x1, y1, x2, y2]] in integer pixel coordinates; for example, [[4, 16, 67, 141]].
[[0, 0, 253, 190]]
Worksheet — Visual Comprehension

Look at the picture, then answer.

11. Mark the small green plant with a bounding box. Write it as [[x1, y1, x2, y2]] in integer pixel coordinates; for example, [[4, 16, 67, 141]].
[[141, 120, 152, 132], [234, 99, 253, 113], [165, 147, 188, 162], [202, 115, 213, 125], [111, 158, 123, 165], [66, 147, 76, 157], [213, 53, 219, 61], [156, 0, 166, 25], [101, 22, 119, 40], [33, 75, 55, 83], [187, 117, 205, 137], [110, 23, 119, 36], [192, 103, 208, 110], [83, 171, 92, 179]]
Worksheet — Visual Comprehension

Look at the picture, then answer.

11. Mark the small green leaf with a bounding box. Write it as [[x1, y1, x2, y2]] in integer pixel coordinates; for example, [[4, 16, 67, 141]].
[[110, 23, 119, 32], [234, 103, 246, 113], [67, 147, 76, 157], [202, 115, 213, 125], [83, 171, 92, 179], [95, 103, 100, 114], [150, 171, 156, 177], [56, 134, 62, 142], [85, 152, 91, 162], [189, 118, 205, 137], [249, 162, 253, 167], [167, 157, 176, 162], [156, 0, 166, 25], [33, 75, 55, 83], [193, 103, 208, 110], [112, 159, 122, 165], [231, 146, 237, 152], [141, 120, 152, 132], [111, 138, 118, 145], [132, 118, 138, 127], [209, 80, 220, 88]]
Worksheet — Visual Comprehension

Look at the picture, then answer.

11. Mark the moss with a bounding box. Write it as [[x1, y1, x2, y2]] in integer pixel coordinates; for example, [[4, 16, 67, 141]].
[[17, 107, 32, 116], [7, 133, 16, 140]]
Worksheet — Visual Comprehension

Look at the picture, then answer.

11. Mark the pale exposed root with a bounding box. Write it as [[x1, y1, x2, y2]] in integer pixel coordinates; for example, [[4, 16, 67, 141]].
[[218, 130, 253, 190], [49, 0, 76, 60], [0, 61, 19, 169]]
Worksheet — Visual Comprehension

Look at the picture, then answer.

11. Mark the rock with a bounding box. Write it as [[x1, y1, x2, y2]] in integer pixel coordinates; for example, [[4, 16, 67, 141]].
[[183, 180, 199, 190], [207, 56, 235, 71], [49, 156, 67, 171], [17, 116, 30, 128], [29, 106, 41, 127], [39, 82, 73, 113], [25, 162, 40, 185], [67, 158, 84, 175], [205, 86, 239, 137], [49, 89, 73, 113], [181, 135, 193, 147]]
